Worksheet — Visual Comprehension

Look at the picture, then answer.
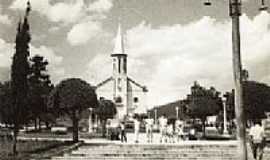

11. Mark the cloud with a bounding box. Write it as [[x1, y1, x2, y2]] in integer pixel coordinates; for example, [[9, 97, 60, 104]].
[[0, 67, 10, 81], [10, 0, 84, 24], [10, 0, 50, 16], [85, 11, 270, 107], [30, 45, 63, 66], [87, 0, 113, 13], [49, 26, 60, 33], [0, 39, 13, 68], [29, 45, 65, 82], [124, 17, 233, 105], [0, 14, 12, 25], [0, 4, 11, 25], [0, 37, 64, 82], [10, 0, 113, 24], [84, 54, 111, 85], [10, 0, 111, 46], [67, 21, 102, 45], [47, 0, 85, 24]]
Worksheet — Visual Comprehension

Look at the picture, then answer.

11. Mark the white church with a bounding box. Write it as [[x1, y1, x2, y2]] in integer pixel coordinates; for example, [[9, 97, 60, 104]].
[[94, 22, 148, 120]]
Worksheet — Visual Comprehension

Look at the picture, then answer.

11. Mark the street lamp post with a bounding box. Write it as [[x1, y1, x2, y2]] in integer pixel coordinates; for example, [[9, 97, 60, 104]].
[[154, 108, 157, 124], [88, 108, 93, 133], [222, 97, 229, 135], [203, 1, 267, 160], [176, 106, 179, 120]]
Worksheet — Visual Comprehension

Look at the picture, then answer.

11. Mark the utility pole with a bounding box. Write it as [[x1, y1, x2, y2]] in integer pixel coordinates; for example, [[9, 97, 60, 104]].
[[203, 1, 267, 160], [230, 1, 246, 159]]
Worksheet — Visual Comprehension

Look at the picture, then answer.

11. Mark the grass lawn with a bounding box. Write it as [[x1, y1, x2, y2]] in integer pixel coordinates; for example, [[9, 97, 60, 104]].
[[19, 130, 102, 139], [0, 140, 77, 160]]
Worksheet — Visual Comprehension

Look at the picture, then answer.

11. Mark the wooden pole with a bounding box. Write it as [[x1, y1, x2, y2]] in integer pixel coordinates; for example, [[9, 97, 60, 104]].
[[230, 0, 247, 159]]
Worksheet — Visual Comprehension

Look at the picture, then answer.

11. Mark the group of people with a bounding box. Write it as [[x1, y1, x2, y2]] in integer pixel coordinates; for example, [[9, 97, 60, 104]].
[[119, 114, 188, 143], [118, 115, 267, 160], [158, 114, 188, 143], [119, 115, 141, 143]]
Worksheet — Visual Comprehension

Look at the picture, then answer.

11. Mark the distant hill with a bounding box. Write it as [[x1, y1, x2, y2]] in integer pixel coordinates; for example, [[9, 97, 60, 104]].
[[148, 99, 187, 120]]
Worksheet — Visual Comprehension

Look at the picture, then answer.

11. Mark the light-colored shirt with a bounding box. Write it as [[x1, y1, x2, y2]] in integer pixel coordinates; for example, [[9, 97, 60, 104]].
[[175, 120, 184, 135], [145, 118, 154, 128], [167, 124, 174, 134], [249, 124, 265, 143], [120, 123, 125, 130], [190, 128, 195, 135], [159, 117, 167, 128], [175, 120, 183, 126], [134, 119, 140, 132]]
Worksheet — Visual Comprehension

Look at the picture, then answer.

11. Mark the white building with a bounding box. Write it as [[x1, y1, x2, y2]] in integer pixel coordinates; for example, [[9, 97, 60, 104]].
[[95, 22, 148, 120]]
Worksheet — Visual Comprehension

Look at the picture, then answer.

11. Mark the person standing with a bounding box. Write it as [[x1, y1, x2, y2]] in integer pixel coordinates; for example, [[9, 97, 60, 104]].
[[159, 114, 168, 143], [144, 117, 154, 143], [249, 120, 266, 160], [120, 121, 127, 143], [175, 119, 184, 142], [134, 116, 140, 143], [167, 123, 174, 143]]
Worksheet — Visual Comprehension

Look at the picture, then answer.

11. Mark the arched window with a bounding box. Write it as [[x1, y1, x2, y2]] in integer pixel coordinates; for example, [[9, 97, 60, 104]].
[[115, 96, 122, 103]]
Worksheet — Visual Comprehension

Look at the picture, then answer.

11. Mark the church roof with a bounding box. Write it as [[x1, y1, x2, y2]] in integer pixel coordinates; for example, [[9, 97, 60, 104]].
[[113, 22, 125, 55]]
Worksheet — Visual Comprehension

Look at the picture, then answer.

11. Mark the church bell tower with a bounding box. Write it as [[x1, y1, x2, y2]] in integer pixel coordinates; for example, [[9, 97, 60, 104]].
[[95, 21, 148, 120], [111, 23, 128, 119]]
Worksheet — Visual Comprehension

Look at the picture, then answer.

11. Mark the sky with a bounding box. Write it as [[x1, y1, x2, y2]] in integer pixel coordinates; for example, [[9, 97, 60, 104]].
[[0, 0, 270, 108]]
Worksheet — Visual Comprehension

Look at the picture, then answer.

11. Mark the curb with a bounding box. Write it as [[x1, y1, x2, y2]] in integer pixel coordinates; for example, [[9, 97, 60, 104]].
[[30, 141, 83, 160]]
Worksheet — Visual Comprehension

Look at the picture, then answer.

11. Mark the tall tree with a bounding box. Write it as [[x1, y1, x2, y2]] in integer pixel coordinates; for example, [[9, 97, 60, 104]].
[[95, 98, 117, 137], [48, 78, 98, 142], [10, 2, 31, 154], [28, 55, 53, 130], [186, 82, 222, 136], [0, 82, 13, 125]]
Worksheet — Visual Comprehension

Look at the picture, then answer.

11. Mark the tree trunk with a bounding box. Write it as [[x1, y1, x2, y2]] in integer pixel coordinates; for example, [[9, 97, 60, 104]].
[[101, 119, 106, 138], [25, 122, 28, 132], [34, 118, 37, 131], [72, 111, 79, 143], [202, 119, 206, 138], [13, 124, 18, 155], [45, 121, 50, 129], [38, 118, 41, 131]]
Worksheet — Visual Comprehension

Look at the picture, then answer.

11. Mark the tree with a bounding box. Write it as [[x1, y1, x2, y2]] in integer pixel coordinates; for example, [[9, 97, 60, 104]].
[[243, 81, 270, 121], [186, 82, 222, 136], [95, 98, 117, 137], [28, 55, 53, 130], [0, 82, 13, 125], [10, 2, 31, 154], [48, 78, 98, 142], [223, 90, 235, 121], [224, 81, 270, 123]]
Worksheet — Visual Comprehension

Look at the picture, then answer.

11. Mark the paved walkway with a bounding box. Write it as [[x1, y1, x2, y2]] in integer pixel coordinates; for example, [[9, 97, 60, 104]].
[[83, 133, 238, 146], [18, 133, 237, 145]]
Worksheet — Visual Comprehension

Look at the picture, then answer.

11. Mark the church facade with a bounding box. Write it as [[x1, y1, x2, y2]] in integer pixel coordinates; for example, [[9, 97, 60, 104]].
[[95, 23, 148, 120]]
